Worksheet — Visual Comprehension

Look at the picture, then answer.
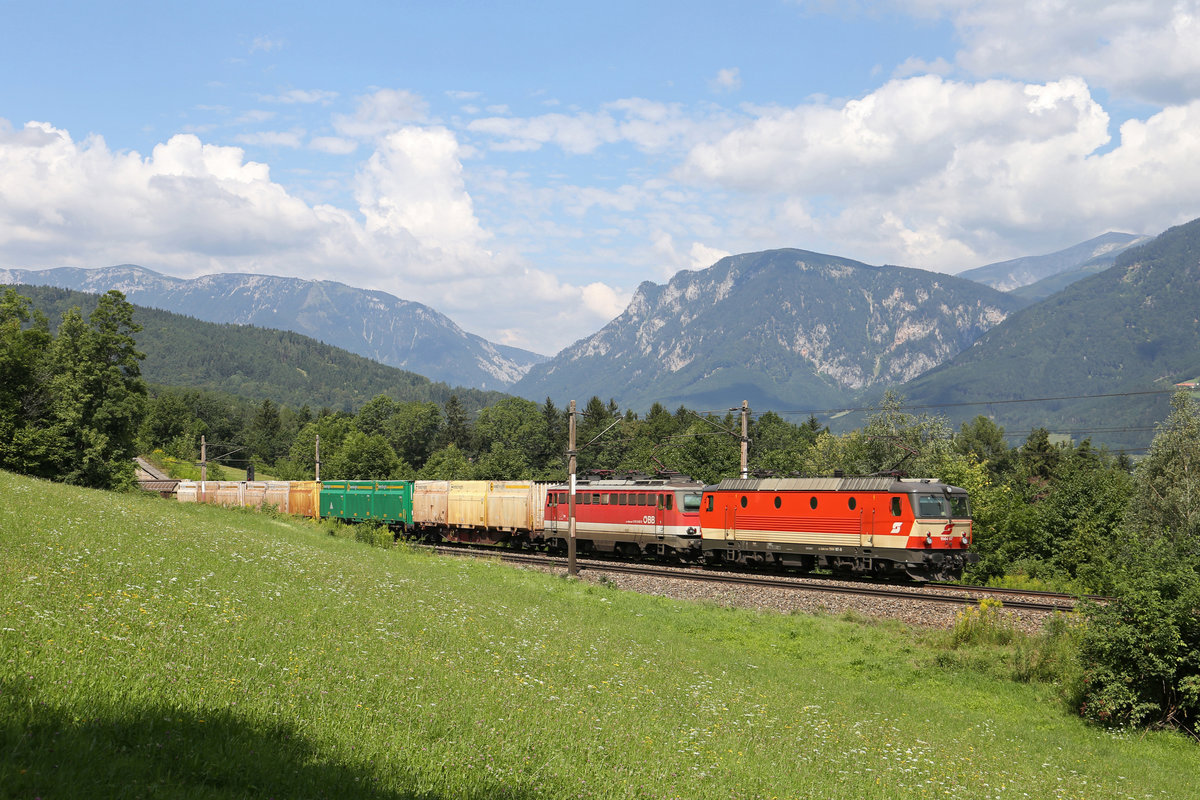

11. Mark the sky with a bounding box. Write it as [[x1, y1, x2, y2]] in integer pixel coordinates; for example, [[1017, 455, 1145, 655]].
[[3, 1, 1200, 355]]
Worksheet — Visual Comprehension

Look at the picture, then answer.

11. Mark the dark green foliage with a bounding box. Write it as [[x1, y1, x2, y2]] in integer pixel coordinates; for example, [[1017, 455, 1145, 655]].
[[1075, 542, 1200, 730], [418, 444, 473, 479], [1074, 391, 1200, 733], [965, 431, 1131, 590], [0, 290, 58, 476], [900, 218, 1200, 452], [440, 394, 471, 449], [0, 289, 147, 489], [248, 398, 285, 464], [954, 415, 1012, 476], [1124, 392, 1200, 550], [7, 284, 506, 414], [325, 431, 405, 480], [746, 411, 820, 474]]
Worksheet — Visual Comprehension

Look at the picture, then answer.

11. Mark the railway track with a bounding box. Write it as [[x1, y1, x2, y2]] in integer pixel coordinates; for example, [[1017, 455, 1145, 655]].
[[424, 545, 1088, 613]]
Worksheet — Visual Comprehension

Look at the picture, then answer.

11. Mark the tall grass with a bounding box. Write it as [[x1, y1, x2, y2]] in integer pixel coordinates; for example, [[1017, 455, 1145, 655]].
[[2, 470, 1197, 799]]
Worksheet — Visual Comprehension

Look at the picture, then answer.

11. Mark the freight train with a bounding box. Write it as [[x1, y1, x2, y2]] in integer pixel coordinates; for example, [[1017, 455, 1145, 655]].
[[175, 473, 974, 581]]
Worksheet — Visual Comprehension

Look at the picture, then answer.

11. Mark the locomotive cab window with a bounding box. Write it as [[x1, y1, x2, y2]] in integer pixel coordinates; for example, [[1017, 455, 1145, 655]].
[[664, 495, 673, 510], [682, 492, 702, 512], [705, 494, 714, 512], [949, 494, 971, 519], [891, 497, 902, 516], [914, 494, 950, 518]]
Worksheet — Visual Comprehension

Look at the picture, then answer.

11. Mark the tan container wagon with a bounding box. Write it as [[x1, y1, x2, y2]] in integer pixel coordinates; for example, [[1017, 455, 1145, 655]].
[[441, 480, 548, 545], [413, 480, 450, 526], [288, 481, 321, 518]]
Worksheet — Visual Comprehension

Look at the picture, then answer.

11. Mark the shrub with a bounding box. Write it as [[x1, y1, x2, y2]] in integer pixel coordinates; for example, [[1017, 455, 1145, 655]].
[[952, 597, 1014, 647], [1074, 561, 1200, 731], [354, 522, 395, 549]]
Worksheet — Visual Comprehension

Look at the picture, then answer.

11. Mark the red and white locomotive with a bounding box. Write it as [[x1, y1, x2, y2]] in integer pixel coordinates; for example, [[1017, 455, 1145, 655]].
[[699, 475, 974, 581], [542, 475, 704, 560]]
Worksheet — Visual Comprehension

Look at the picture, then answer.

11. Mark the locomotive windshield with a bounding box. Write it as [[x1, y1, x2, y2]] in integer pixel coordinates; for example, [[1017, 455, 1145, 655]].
[[910, 492, 972, 519], [914, 494, 949, 518], [681, 492, 702, 512]]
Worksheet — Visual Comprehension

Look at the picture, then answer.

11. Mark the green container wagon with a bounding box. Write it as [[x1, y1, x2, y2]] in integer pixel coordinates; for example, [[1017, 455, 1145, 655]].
[[321, 480, 414, 528]]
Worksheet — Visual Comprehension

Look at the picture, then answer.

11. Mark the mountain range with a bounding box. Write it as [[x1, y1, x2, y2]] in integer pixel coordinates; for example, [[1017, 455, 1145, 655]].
[[957, 232, 1150, 303], [513, 249, 1021, 410], [893, 218, 1200, 451], [6, 219, 1198, 453], [4, 285, 509, 414], [0, 265, 546, 390]]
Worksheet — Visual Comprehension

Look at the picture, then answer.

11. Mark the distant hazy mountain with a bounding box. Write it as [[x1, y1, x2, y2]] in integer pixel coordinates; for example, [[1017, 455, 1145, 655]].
[[513, 249, 1020, 411], [0, 265, 546, 390], [957, 232, 1148, 298], [897, 218, 1200, 451]]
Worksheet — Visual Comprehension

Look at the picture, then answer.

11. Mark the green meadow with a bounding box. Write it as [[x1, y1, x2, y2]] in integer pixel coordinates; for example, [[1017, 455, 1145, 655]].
[[2, 470, 1196, 799]]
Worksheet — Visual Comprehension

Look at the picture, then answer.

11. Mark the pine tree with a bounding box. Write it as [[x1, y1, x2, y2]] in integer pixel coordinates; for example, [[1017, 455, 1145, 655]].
[[441, 394, 470, 450], [49, 291, 146, 488]]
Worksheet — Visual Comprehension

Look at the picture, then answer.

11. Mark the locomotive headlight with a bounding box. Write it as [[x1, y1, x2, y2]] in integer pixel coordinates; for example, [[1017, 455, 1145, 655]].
[[924, 535, 933, 547], [687, 527, 697, 535], [961, 532, 970, 545]]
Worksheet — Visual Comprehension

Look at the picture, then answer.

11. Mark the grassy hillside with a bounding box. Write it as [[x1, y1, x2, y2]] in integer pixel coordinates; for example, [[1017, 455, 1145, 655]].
[[2, 471, 1196, 798], [6, 284, 509, 414]]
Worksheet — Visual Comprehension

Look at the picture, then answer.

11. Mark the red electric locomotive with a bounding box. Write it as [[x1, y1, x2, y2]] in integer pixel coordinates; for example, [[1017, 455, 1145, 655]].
[[698, 476, 974, 581], [541, 475, 705, 559]]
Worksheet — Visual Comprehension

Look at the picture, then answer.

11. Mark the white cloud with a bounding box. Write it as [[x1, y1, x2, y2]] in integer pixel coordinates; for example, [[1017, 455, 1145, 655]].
[[333, 89, 429, 140], [0, 117, 619, 353], [468, 98, 736, 154], [235, 130, 305, 148], [468, 111, 619, 154], [261, 89, 339, 105], [250, 36, 283, 54], [711, 67, 742, 93], [354, 126, 487, 255], [676, 75, 1200, 269], [308, 136, 358, 155], [894, 0, 1200, 104], [689, 242, 730, 269]]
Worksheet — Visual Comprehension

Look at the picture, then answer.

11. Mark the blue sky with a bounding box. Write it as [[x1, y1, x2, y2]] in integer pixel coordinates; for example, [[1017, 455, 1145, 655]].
[[3, 1, 1200, 354]]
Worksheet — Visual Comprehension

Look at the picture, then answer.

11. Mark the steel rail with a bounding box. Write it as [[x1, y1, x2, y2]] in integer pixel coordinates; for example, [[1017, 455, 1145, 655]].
[[425, 545, 1079, 613]]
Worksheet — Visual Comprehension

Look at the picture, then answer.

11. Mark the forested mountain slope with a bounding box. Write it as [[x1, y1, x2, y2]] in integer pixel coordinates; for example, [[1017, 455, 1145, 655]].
[[6, 285, 508, 413], [0, 265, 545, 390], [896, 217, 1200, 450]]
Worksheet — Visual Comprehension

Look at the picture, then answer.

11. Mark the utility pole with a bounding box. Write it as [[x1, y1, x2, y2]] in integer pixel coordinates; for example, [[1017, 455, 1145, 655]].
[[567, 399, 578, 577], [740, 400, 750, 479], [315, 434, 321, 481], [200, 435, 207, 483]]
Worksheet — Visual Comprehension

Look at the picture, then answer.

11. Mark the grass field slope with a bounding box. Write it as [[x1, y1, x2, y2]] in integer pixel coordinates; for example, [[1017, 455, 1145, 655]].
[[2, 471, 1196, 799]]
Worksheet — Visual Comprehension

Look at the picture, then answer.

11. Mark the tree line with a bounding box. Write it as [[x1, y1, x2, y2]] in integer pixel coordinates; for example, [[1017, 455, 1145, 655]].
[[2, 287, 1198, 735]]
